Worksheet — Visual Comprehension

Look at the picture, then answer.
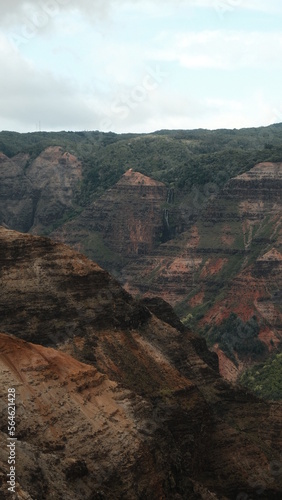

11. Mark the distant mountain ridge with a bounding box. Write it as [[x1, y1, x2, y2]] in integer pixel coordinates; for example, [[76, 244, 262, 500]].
[[1, 123, 282, 227]]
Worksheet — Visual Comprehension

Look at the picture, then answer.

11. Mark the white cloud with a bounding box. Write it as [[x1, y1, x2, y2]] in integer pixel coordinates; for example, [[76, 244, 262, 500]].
[[140, 87, 276, 134], [150, 31, 282, 70], [96, 81, 277, 133], [189, 0, 282, 14], [1, 0, 281, 29], [0, 1, 281, 133], [0, 36, 101, 131]]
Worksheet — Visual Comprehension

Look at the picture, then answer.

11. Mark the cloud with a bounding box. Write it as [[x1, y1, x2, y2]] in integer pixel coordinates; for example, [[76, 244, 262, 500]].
[[95, 76, 276, 134], [0, 36, 100, 131], [1, 0, 280, 29], [188, 0, 282, 14], [0, 1, 281, 133], [0, 0, 115, 28], [150, 30, 282, 70]]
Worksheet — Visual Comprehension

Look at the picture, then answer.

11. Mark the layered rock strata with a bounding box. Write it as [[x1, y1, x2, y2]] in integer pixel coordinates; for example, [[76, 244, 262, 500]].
[[0, 227, 281, 498], [0, 147, 82, 234], [51, 169, 191, 269]]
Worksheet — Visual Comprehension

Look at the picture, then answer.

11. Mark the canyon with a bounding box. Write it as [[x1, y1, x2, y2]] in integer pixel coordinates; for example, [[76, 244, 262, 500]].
[[0, 135, 282, 383], [0, 126, 282, 496], [51, 161, 282, 380], [0, 226, 282, 499]]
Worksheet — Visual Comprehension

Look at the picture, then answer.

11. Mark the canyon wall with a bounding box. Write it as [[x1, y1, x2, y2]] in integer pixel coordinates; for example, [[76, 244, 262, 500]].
[[0, 147, 82, 234], [1, 142, 282, 381], [0, 226, 282, 499]]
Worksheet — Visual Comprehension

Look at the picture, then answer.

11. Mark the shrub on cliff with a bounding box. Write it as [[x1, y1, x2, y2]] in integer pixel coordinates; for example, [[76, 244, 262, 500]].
[[207, 313, 267, 363], [240, 353, 282, 400]]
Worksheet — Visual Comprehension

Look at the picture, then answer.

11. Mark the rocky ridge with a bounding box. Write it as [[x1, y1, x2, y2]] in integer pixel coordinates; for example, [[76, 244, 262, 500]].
[[86, 168, 168, 256], [0, 227, 282, 498], [52, 169, 184, 269], [39, 160, 282, 380], [117, 163, 282, 376], [1, 142, 282, 383], [0, 147, 82, 234]]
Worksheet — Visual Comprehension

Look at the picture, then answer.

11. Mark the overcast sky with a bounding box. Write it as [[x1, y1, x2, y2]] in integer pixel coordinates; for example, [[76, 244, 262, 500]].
[[1, 0, 282, 133]]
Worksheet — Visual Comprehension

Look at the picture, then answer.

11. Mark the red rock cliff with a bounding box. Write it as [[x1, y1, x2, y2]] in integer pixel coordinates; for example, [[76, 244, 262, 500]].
[[0, 226, 282, 499]]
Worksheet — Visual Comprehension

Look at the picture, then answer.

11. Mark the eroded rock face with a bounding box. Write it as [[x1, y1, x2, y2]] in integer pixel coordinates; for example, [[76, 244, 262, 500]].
[[21, 161, 281, 380], [51, 169, 189, 268], [224, 161, 282, 203], [26, 147, 82, 234], [0, 332, 177, 499], [0, 226, 149, 346], [52, 170, 167, 259], [121, 224, 203, 305], [121, 162, 282, 297], [0, 147, 82, 234], [0, 153, 33, 232], [117, 163, 282, 377], [0, 227, 282, 499]]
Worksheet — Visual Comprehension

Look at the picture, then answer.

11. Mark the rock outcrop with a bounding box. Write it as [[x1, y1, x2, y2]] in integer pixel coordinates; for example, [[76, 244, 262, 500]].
[[0, 152, 33, 232], [51, 169, 189, 269], [26, 147, 82, 234], [107, 170, 167, 255], [1, 142, 282, 384], [52, 169, 167, 259], [117, 163, 282, 376], [0, 147, 82, 234], [0, 333, 145, 499], [0, 226, 282, 499]]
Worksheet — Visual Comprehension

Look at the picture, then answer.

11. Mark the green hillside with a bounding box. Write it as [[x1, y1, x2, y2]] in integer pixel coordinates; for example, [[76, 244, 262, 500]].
[[1, 124, 282, 207]]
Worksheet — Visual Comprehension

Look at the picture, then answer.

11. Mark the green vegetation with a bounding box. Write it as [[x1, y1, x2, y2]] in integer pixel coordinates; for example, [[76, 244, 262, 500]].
[[175, 253, 244, 328], [40, 206, 84, 235], [83, 231, 126, 272], [1, 123, 282, 208], [239, 352, 282, 400], [178, 299, 213, 328], [1, 125, 281, 372], [204, 313, 267, 365]]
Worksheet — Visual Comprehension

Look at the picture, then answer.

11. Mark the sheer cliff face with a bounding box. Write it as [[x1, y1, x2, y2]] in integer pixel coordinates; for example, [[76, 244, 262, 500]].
[[0, 147, 82, 234], [121, 162, 282, 295], [47, 161, 282, 379], [52, 169, 172, 264], [0, 147, 281, 381], [119, 163, 282, 369], [0, 152, 33, 232], [86, 170, 167, 256], [0, 227, 282, 499]]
